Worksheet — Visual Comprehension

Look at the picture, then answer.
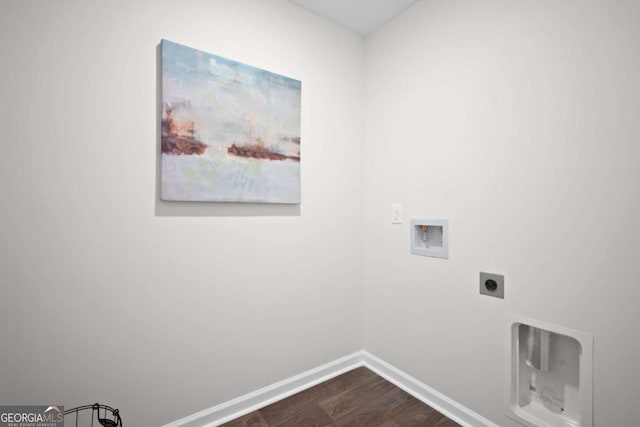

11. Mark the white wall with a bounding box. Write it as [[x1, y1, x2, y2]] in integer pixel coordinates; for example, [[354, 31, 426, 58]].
[[363, 0, 640, 425], [0, 1, 364, 425], [4, 0, 640, 426]]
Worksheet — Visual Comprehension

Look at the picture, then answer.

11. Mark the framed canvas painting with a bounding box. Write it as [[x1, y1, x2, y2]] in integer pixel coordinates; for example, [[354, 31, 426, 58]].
[[160, 39, 301, 203]]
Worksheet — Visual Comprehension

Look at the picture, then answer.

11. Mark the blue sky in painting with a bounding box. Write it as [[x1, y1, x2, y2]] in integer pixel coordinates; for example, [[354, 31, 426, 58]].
[[162, 39, 301, 94], [161, 38, 301, 147]]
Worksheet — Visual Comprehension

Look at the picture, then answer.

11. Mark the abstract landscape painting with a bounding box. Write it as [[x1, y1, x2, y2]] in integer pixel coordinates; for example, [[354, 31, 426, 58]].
[[161, 39, 301, 203]]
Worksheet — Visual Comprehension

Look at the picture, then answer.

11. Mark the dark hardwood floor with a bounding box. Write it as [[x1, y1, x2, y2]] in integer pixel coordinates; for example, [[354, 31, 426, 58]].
[[220, 367, 460, 427]]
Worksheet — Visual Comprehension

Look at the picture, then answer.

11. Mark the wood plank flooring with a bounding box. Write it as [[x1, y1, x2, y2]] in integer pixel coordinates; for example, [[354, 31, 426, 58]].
[[220, 367, 459, 427]]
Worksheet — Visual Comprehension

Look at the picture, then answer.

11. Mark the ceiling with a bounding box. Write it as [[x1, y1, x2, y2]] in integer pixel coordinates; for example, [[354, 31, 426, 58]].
[[288, 0, 418, 35]]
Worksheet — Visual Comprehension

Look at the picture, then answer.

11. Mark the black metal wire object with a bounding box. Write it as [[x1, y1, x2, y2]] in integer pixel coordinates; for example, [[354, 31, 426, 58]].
[[63, 403, 123, 427]]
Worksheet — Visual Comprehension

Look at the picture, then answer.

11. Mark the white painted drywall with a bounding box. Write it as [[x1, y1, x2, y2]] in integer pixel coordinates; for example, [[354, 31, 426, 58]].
[[363, 1, 640, 425], [0, 1, 364, 425], [4, 0, 640, 426]]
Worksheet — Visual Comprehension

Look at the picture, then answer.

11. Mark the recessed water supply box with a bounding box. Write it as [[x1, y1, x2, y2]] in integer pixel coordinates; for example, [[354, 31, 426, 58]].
[[410, 219, 448, 259], [505, 314, 593, 427]]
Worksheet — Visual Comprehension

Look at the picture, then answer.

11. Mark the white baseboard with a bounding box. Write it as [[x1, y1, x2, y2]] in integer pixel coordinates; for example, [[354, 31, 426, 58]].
[[163, 350, 498, 427], [361, 351, 499, 427], [162, 351, 365, 427]]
